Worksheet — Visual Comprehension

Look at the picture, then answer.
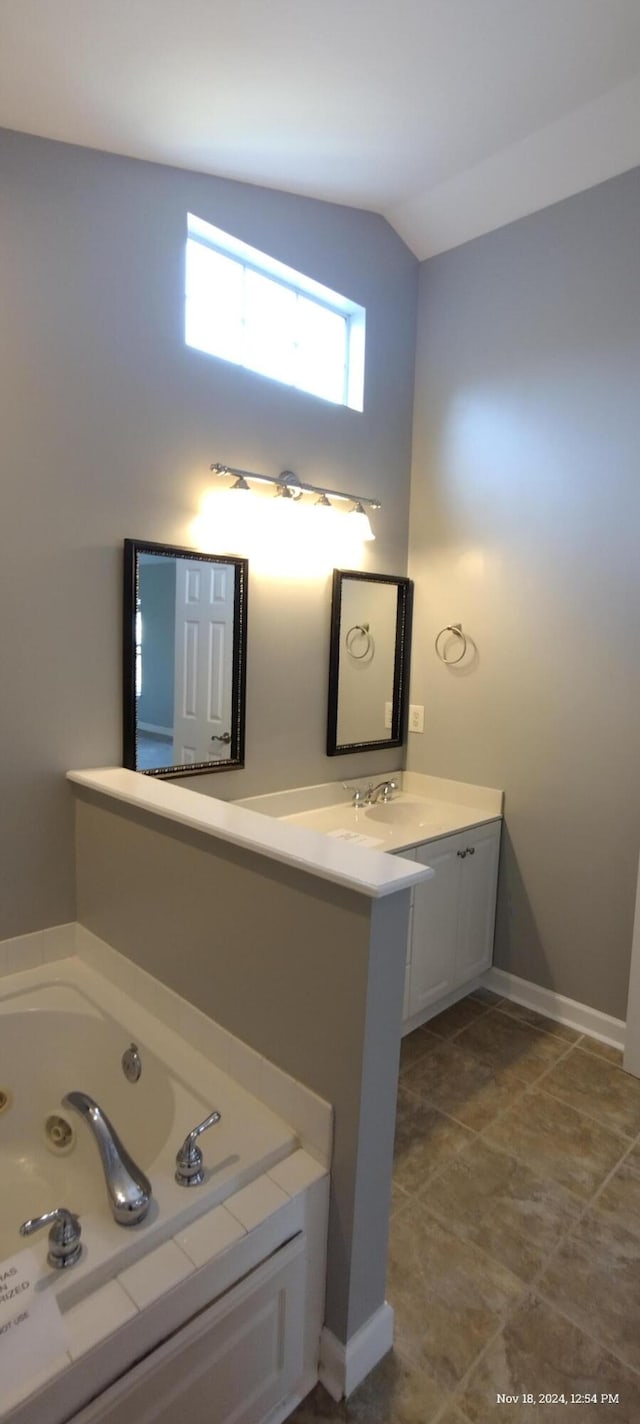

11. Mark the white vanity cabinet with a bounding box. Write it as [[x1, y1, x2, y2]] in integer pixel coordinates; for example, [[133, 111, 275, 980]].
[[401, 819, 501, 1027]]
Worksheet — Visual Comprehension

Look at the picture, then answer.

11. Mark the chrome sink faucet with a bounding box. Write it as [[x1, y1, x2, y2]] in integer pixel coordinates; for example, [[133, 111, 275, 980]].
[[63, 1091, 152, 1225], [343, 779, 399, 807]]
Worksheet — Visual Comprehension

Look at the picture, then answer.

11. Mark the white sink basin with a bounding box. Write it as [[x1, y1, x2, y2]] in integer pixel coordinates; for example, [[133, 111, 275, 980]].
[[364, 797, 441, 827]]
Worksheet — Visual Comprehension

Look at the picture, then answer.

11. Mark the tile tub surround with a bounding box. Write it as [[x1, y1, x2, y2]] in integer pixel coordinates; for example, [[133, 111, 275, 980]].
[[0, 931, 330, 1423], [287, 993, 640, 1423], [5, 1157, 329, 1424]]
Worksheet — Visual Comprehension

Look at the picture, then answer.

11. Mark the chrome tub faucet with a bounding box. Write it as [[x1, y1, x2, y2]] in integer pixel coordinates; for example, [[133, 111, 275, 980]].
[[63, 1090, 152, 1225]]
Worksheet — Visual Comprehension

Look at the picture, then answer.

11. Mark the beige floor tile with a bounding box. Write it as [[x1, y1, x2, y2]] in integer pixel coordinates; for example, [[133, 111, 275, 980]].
[[594, 1158, 640, 1238], [391, 1179, 411, 1216], [541, 1048, 640, 1138], [454, 1011, 569, 1086], [483, 1088, 629, 1200], [401, 1038, 528, 1131], [286, 1351, 447, 1423], [400, 1028, 441, 1075], [496, 1001, 580, 1042], [387, 1199, 522, 1390], [423, 998, 488, 1039], [462, 1293, 640, 1423], [537, 1211, 640, 1373], [579, 1036, 625, 1067], [624, 1139, 640, 1169], [420, 1138, 580, 1281], [394, 1085, 475, 1194]]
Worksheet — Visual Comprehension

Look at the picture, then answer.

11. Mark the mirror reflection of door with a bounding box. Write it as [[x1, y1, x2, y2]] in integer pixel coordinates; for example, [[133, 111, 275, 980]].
[[124, 540, 248, 777], [173, 559, 234, 764]]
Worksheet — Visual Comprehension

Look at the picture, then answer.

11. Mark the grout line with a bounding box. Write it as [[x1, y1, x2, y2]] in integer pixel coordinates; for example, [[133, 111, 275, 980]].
[[533, 1078, 640, 1142], [428, 1120, 640, 1415], [392, 1016, 640, 1415]]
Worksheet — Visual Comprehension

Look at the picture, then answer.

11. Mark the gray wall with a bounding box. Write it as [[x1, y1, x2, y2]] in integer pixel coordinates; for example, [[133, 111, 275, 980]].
[[408, 167, 640, 1019], [138, 560, 176, 730], [0, 127, 417, 941], [74, 793, 409, 1343]]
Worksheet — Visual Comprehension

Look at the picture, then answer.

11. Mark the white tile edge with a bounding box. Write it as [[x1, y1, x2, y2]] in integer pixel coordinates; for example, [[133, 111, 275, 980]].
[[67, 767, 430, 899], [483, 967, 626, 1049]]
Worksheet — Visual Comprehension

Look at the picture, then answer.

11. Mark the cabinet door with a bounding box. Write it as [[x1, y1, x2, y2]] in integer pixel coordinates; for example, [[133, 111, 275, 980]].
[[455, 821, 501, 985], [408, 835, 464, 1016]]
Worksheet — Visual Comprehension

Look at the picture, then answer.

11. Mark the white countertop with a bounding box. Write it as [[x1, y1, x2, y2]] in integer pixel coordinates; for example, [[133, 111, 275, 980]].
[[67, 768, 432, 900], [238, 770, 503, 854], [280, 797, 500, 853]]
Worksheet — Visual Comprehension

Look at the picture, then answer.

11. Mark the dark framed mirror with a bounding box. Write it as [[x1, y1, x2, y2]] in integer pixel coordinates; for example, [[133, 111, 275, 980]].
[[327, 569, 413, 756], [123, 539, 248, 778]]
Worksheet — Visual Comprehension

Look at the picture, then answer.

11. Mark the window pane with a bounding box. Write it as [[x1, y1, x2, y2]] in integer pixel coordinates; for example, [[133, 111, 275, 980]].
[[295, 295, 347, 404], [185, 240, 244, 365], [244, 269, 297, 384]]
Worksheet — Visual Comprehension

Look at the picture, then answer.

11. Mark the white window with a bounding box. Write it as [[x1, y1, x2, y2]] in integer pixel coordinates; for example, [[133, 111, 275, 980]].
[[185, 213, 365, 411]]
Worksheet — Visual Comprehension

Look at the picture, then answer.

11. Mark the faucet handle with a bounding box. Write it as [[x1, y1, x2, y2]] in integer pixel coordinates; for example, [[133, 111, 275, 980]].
[[175, 1110, 221, 1187], [342, 783, 370, 807], [20, 1207, 82, 1269]]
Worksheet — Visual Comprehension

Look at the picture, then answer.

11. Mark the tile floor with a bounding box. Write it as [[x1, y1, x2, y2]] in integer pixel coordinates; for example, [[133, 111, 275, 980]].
[[287, 990, 640, 1422]]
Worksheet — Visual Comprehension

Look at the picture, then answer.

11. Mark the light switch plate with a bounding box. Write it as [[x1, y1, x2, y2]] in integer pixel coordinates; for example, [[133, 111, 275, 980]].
[[384, 701, 393, 730], [409, 704, 424, 733]]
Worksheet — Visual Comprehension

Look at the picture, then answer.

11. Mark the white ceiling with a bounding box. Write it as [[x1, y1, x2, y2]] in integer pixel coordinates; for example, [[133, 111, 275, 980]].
[[1, 0, 640, 258]]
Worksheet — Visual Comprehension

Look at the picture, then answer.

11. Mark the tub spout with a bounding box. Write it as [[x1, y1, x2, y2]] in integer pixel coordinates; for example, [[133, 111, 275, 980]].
[[63, 1090, 152, 1225]]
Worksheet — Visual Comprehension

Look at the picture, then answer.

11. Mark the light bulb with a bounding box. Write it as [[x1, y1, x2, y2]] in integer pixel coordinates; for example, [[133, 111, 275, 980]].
[[349, 502, 375, 541]]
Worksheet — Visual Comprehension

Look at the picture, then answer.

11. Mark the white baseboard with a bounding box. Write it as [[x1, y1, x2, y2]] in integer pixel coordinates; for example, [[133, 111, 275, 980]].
[[138, 722, 173, 738], [483, 967, 625, 1051], [318, 1302, 394, 1401]]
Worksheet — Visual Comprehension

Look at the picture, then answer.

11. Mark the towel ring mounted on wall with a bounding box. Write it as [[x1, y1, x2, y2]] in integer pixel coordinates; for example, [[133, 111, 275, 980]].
[[345, 623, 374, 660], [435, 623, 467, 665]]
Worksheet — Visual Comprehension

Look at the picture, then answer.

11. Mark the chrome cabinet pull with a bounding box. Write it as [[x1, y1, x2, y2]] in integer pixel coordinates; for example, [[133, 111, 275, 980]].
[[457, 849, 467, 858], [466, 846, 475, 855]]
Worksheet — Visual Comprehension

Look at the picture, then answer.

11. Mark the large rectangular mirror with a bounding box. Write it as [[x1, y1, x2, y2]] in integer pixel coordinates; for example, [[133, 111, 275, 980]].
[[123, 540, 248, 777], [327, 568, 413, 755]]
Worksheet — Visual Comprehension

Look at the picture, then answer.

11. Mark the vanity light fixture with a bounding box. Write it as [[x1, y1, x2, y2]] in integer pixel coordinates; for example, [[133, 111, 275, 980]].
[[210, 462, 379, 540]]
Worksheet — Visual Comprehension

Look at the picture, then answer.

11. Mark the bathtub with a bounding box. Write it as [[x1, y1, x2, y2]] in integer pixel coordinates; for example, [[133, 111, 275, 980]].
[[0, 943, 330, 1424], [0, 974, 296, 1298]]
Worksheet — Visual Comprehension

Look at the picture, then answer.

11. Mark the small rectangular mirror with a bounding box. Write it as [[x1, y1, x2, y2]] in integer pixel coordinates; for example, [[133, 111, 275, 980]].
[[327, 568, 413, 755], [123, 540, 248, 777]]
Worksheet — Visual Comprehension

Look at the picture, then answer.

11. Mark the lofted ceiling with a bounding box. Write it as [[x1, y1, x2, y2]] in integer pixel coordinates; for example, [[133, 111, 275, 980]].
[[1, 0, 640, 258]]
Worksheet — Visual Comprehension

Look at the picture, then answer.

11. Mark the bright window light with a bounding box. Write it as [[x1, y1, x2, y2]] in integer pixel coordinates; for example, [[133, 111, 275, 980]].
[[185, 213, 365, 411]]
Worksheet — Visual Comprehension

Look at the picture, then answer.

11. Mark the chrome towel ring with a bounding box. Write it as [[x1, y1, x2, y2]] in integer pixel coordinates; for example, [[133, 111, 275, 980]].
[[435, 623, 467, 664], [345, 623, 373, 660]]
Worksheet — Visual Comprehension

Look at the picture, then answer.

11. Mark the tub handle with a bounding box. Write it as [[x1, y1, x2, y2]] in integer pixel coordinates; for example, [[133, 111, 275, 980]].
[[175, 1109, 222, 1187], [20, 1207, 82, 1269]]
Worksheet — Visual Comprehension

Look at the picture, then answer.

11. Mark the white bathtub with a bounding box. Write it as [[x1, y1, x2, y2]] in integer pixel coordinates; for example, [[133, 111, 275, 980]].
[[0, 946, 330, 1424], [0, 970, 297, 1305]]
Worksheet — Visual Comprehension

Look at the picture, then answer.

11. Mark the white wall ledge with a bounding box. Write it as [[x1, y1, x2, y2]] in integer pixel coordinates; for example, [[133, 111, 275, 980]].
[[67, 768, 432, 900]]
